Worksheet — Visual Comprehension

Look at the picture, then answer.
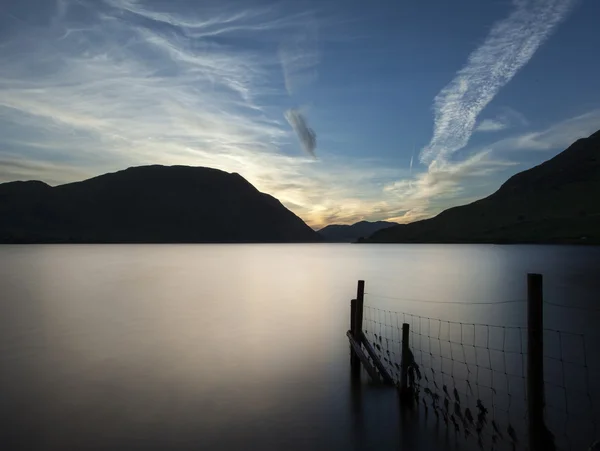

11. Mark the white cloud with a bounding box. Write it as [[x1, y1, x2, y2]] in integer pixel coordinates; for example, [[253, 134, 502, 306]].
[[385, 151, 517, 199], [421, 0, 577, 165], [104, 0, 303, 38], [278, 16, 319, 95], [383, 150, 518, 222], [500, 106, 530, 128], [476, 106, 530, 133], [476, 118, 509, 132], [0, 154, 93, 186], [484, 109, 600, 152]]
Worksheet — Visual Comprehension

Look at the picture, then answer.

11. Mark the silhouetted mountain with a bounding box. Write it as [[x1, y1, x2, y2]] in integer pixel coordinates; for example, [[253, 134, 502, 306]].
[[0, 165, 319, 243], [318, 221, 396, 242], [369, 130, 600, 244]]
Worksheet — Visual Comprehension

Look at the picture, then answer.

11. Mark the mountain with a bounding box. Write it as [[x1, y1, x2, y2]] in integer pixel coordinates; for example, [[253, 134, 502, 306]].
[[0, 165, 319, 243], [318, 220, 397, 242], [369, 130, 600, 244]]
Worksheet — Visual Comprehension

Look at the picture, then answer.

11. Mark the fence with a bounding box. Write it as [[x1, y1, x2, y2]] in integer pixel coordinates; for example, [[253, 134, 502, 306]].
[[347, 275, 599, 451]]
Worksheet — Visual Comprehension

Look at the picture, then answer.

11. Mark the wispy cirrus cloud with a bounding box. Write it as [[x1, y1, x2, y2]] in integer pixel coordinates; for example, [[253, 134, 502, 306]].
[[476, 118, 509, 132], [383, 150, 518, 219], [278, 16, 319, 96], [482, 109, 600, 152], [0, 0, 392, 228], [421, 0, 577, 165], [0, 154, 93, 186]]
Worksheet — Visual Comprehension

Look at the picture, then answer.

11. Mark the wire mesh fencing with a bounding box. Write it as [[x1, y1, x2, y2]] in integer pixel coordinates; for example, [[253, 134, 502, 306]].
[[360, 294, 599, 451], [543, 328, 599, 451]]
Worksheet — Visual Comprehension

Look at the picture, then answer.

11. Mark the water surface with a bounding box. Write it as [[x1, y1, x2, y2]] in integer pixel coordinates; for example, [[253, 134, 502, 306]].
[[1, 244, 599, 450]]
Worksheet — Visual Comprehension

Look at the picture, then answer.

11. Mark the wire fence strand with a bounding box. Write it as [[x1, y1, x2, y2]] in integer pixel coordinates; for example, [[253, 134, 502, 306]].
[[365, 292, 527, 305], [362, 297, 599, 451]]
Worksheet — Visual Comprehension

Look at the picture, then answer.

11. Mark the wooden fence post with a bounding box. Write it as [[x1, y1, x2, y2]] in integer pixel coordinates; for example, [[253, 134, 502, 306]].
[[528, 273, 553, 451], [351, 280, 364, 381], [350, 298, 357, 335], [355, 280, 365, 337], [348, 279, 394, 386], [400, 323, 410, 400], [350, 298, 360, 379]]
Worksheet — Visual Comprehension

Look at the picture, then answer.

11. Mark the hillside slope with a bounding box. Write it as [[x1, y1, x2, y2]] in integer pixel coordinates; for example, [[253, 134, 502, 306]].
[[369, 130, 600, 244]]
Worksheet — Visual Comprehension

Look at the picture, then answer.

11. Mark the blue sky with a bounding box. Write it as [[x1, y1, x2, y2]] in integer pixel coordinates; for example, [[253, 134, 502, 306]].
[[1, 0, 599, 228]]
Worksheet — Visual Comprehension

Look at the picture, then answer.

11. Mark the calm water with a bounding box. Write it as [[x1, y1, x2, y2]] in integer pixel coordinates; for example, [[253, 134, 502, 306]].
[[1, 244, 599, 451]]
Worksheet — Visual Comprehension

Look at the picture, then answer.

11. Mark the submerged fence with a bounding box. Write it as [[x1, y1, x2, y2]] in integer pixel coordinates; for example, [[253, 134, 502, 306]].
[[347, 275, 599, 451]]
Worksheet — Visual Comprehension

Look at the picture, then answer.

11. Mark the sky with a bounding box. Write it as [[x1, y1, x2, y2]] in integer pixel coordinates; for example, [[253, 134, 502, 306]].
[[1, 0, 599, 229]]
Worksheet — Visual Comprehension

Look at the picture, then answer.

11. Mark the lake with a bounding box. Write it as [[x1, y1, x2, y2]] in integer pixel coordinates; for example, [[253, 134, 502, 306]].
[[1, 244, 599, 451]]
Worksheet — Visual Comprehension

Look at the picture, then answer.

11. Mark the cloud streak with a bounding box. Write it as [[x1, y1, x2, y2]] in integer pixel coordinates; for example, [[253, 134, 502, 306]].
[[476, 106, 529, 133], [476, 118, 509, 132], [421, 0, 577, 165], [384, 150, 517, 216], [285, 108, 317, 158], [278, 17, 319, 95], [482, 109, 600, 152]]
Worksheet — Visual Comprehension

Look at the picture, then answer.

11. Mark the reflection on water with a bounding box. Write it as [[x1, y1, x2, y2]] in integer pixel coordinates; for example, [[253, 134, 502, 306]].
[[0, 244, 599, 450]]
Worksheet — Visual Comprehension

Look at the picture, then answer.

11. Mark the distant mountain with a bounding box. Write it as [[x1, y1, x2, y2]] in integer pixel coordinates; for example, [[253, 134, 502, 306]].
[[0, 165, 319, 243], [369, 130, 600, 244], [318, 220, 397, 242]]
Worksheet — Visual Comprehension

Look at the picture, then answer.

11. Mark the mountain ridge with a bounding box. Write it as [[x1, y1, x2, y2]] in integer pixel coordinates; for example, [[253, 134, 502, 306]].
[[318, 220, 396, 242], [0, 165, 319, 243]]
